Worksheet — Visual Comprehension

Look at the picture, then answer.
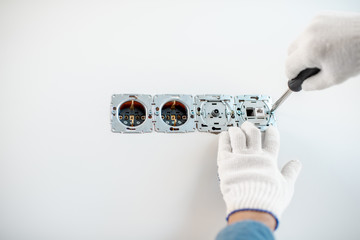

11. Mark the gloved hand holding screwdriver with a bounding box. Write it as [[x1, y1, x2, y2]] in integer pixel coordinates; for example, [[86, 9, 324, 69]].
[[286, 11, 360, 91], [216, 11, 360, 240]]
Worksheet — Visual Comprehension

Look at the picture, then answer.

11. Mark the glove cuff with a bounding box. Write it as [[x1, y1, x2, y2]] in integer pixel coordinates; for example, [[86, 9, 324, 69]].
[[226, 208, 279, 230], [223, 181, 290, 220]]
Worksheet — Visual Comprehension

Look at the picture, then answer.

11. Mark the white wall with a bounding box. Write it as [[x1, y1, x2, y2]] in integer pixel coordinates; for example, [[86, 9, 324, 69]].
[[1, 1, 360, 239]]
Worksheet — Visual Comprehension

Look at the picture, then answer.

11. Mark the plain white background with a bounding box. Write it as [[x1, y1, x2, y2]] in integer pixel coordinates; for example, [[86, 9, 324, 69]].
[[1, 0, 360, 239]]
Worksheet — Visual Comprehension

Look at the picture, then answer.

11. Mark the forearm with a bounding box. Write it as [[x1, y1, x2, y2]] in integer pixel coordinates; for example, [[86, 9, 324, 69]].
[[216, 220, 274, 240], [228, 210, 276, 231]]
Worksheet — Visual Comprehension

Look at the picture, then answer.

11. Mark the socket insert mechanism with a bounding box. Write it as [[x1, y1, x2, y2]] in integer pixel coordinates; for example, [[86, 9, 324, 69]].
[[110, 94, 276, 133], [195, 95, 236, 133], [110, 94, 153, 133], [235, 95, 275, 131], [153, 94, 196, 133]]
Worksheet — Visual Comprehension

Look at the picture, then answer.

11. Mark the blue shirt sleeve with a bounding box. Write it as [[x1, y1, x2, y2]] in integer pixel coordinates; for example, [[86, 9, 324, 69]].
[[216, 220, 275, 240]]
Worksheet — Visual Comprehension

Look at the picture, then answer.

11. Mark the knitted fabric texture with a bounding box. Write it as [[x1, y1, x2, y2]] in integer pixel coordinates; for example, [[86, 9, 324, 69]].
[[217, 122, 302, 221], [286, 11, 360, 90]]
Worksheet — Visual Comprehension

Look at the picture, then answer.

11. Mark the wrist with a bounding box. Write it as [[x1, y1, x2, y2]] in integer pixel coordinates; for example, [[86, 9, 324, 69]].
[[227, 210, 277, 231]]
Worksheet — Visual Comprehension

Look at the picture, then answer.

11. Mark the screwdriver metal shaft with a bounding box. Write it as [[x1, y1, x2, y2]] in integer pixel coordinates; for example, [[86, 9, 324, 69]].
[[270, 89, 292, 112], [270, 67, 321, 113]]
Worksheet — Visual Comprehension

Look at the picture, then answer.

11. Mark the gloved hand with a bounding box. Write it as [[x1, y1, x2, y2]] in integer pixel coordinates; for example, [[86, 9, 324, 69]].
[[217, 122, 301, 229], [286, 11, 360, 90]]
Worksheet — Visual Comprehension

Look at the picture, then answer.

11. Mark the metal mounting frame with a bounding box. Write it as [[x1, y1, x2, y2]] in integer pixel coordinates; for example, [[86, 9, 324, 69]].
[[234, 95, 276, 131], [110, 94, 153, 133], [195, 94, 236, 133], [153, 94, 196, 133]]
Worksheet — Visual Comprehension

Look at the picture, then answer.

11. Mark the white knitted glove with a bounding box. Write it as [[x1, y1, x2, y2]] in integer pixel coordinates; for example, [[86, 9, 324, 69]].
[[286, 11, 360, 90], [217, 122, 301, 228]]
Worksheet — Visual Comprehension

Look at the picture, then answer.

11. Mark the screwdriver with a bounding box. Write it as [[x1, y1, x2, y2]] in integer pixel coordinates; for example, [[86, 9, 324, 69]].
[[270, 67, 321, 112]]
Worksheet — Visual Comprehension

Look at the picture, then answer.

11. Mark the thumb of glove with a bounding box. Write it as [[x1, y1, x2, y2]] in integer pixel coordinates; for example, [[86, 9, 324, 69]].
[[281, 160, 302, 184]]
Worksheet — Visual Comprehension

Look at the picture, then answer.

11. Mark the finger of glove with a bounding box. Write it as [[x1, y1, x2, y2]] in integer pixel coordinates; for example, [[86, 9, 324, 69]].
[[287, 33, 307, 56], [288, 13, 327, 56], [281, 160, 302, 184], [287, 39, 299, 56], [228, 127, 246, 153], [218, 131, 232, 154], [285, 46, 316, 81], [263, 125, 280, 155], [301, 69, 335, 91], [240, 121, 261, 151]]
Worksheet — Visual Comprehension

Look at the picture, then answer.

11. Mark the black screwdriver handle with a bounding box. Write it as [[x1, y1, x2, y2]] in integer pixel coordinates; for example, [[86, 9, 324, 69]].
[[288, 67, 321, 92]]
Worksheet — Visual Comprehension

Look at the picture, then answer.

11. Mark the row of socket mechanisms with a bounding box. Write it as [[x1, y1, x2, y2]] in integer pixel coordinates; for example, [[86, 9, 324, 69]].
[[110, 94, 276, 133]]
